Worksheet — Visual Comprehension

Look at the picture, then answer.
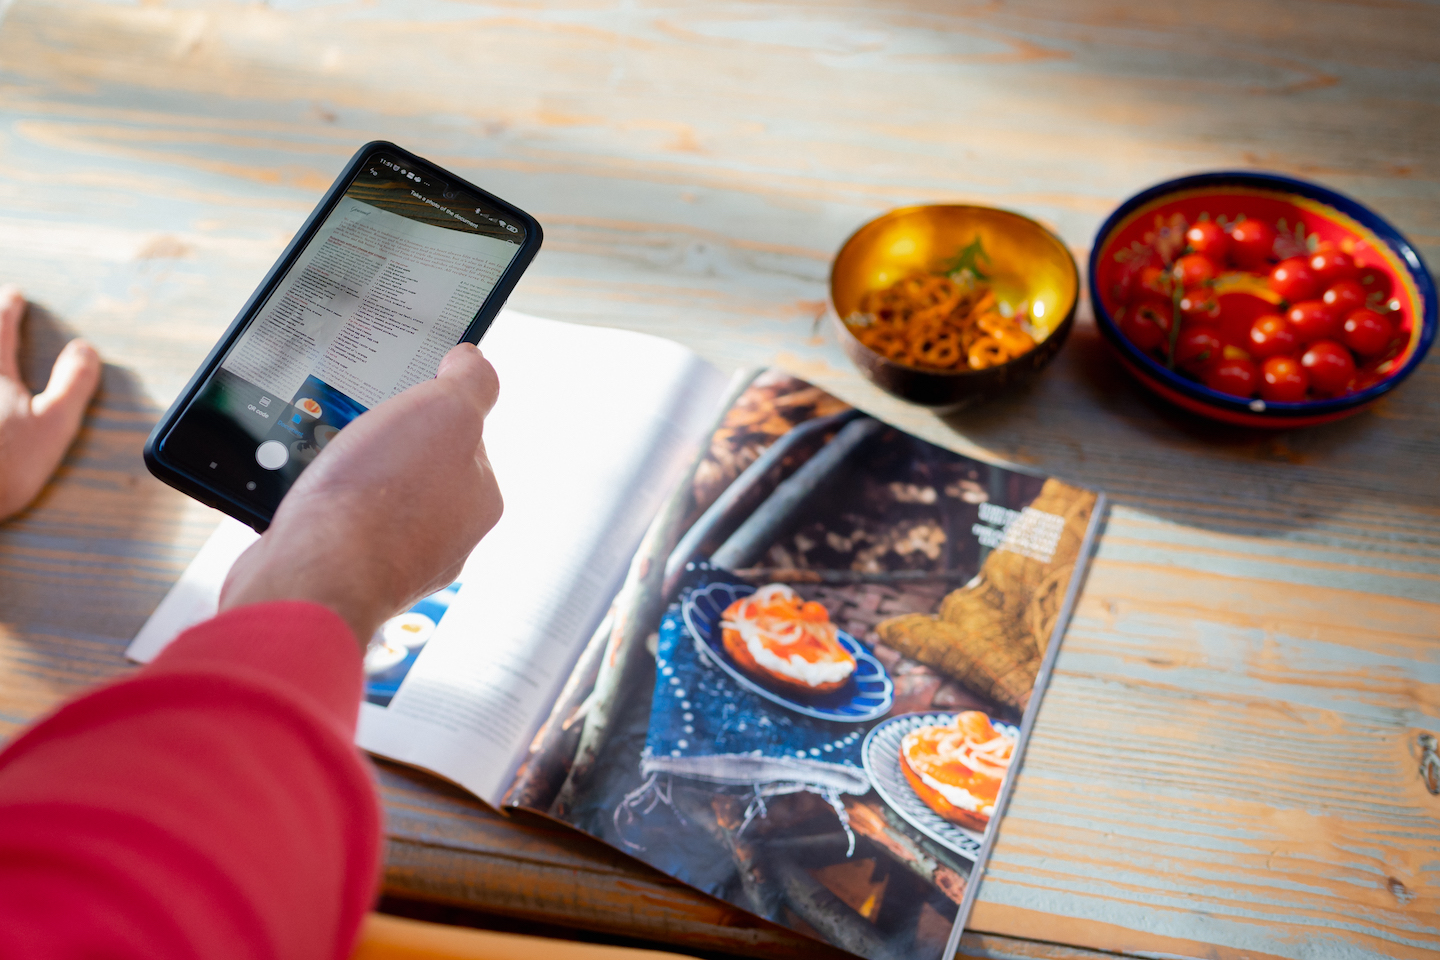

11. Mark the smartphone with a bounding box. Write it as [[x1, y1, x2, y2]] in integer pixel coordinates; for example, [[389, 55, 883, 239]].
[[144, 141, 542, 530]]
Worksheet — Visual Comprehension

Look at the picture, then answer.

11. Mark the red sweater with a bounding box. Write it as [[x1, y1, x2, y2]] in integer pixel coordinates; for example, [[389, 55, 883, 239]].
[[0, 602, 381, 959]]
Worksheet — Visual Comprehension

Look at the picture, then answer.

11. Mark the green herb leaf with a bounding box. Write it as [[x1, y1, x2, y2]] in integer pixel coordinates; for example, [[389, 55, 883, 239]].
[[943, 236, 992, 281]]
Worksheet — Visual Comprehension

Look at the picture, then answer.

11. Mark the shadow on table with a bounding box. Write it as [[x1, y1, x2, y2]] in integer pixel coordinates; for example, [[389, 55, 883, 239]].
[[937, 311, 1440, 542], [0, 301, 193, 719]]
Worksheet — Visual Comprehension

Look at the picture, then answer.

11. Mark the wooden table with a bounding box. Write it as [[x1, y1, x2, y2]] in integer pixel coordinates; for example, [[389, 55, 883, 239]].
[[1, 2, 1436, 957]]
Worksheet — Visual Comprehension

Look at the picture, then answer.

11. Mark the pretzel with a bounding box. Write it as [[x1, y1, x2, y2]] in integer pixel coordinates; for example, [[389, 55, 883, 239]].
[[994, 326, 1036, 357], [967, 336, 1007, 369], [918, 335, 963, 368], [845, 268, 1038, 372]]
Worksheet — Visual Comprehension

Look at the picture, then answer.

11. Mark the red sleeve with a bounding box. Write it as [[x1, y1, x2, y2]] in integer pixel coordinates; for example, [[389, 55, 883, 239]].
[[0, 601, 382, 960]]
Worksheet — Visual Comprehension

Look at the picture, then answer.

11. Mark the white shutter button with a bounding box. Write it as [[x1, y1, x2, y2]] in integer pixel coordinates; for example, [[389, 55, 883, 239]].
[[255, 440, 289, 470]]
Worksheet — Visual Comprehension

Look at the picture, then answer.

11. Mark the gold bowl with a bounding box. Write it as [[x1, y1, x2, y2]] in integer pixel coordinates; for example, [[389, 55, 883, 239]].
[[829, 204, 1079, 409]]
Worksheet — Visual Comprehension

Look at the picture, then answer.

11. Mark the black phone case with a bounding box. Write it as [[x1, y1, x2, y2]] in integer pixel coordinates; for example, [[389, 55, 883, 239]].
[[143, 141, 543, 531]]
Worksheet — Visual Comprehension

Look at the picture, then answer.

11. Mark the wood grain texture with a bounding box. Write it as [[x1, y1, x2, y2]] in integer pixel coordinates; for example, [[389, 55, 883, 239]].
[[0, 2, 1435, 959]]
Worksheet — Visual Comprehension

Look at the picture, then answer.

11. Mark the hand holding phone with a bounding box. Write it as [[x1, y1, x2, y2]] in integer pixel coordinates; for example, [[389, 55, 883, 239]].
[[219, 342, 503, 642], [145, 141, 541, 529]]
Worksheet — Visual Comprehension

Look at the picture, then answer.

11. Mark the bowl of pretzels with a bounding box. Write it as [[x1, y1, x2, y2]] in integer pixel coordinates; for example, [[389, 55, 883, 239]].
[[830, 204, 1079, 409]]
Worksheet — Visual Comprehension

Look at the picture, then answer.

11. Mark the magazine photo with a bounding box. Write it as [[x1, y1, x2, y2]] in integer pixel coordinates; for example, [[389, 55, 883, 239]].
[[505, 370, 1102, 960]]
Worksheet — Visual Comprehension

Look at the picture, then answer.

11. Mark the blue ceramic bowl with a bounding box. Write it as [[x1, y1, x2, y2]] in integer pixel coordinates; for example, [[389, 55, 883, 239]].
[[1090, 171, 1436, 427], [682, 580, 894, 724]]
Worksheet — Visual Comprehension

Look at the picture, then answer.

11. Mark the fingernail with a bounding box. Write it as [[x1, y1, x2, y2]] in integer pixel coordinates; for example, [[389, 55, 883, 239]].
[[64, 339, 101, 363]]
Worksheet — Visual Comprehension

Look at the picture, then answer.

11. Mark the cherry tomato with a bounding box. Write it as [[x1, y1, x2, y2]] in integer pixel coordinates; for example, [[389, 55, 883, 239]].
[[1260, 355, 1309, 403], [1341, 308, 1393, 356], [1119, 299, 1173, 353], [1185, 220, 1229, 261], [1309, 246, 1357, 286], [1321, 280, 1366, 317], [1300, 340, 1357, 395], [1172, 253, 1218, 288], [1229, 219, 1277, 270], [1117, 265, 1170, 305], [1286, 300, 1338, 343], [1178, 286, 1221, 324], [1248, 314, 1299, 359], [1206, 356, 1259, 398], [1138, 266, 1171, 298], [1270, 257, 1320, 303], [1175, 324, 1222, 373]]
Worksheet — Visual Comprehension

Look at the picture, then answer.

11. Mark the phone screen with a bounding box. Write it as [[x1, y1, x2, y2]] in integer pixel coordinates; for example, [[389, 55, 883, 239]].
[[158, 149, 529, 517]]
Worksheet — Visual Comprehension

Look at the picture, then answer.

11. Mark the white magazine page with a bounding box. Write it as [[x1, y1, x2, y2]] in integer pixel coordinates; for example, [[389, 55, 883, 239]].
[[129, 312, 729, 806], [359, 314, 727, 804], [127, 516, 259, 662]]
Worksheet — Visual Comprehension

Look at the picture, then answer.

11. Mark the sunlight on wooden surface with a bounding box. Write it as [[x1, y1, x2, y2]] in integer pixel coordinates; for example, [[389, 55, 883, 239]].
[[0, 2, 1435, 958]]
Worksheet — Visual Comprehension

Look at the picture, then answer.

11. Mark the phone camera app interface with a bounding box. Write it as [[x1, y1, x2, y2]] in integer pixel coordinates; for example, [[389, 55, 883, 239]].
[[171, 155, 526, 504]]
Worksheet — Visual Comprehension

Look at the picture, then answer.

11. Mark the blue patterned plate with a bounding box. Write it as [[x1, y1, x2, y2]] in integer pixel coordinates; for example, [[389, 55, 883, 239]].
[[682, 580, 893, 724], [862, 712, 1019, 862]]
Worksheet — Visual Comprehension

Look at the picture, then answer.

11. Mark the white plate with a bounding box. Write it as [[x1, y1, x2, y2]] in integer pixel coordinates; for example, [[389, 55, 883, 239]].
[[363, 641, 408, 675], [862, 711, 1018, 862]]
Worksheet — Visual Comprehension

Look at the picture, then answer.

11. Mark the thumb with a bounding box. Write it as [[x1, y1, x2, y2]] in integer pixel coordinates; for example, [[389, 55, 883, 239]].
[[435, 342, 500, 419], [0, 285, 23, 382], [31, 338, 101, 438]]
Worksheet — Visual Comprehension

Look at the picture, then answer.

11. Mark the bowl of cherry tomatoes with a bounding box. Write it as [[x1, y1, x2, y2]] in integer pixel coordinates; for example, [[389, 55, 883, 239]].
[[1090, 171, 1436, 427]]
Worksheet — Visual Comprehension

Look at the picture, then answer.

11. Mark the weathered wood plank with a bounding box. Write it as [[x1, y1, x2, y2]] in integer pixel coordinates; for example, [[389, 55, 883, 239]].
[[971, 524, 1440, 959], [0, 2, 1436, 959]]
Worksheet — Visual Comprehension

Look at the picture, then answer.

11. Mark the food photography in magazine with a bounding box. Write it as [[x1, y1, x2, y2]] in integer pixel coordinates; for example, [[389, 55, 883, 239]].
[[505, 370, 1103, 960], [131, 319, 1103, 960]]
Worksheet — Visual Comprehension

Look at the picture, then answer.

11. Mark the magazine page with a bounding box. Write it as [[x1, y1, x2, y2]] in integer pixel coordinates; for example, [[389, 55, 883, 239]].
[[129, 311, 731, 807], [508, 372, 1102, 960]]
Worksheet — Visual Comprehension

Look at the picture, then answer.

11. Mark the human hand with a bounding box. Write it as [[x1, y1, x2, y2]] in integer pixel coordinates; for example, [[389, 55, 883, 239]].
[[0, 287, 102, 522], [219, 343, 503, 645]]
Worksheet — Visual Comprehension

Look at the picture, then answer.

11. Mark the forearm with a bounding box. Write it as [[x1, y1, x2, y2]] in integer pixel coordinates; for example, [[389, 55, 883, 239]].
[[0, 602, 381, 960]]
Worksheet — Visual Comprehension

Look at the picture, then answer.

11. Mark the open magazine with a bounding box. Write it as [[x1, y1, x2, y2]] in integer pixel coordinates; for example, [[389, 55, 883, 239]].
[[131, 312, 1104, 960]]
